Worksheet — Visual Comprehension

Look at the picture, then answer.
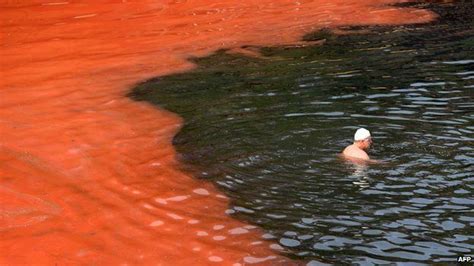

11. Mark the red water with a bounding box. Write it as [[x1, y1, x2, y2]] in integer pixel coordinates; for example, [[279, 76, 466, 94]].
[[0, 0, 434, 264]]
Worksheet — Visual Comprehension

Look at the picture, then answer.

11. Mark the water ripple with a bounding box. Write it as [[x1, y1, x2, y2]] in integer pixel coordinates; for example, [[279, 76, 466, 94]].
[[131, 2, 474, 264]]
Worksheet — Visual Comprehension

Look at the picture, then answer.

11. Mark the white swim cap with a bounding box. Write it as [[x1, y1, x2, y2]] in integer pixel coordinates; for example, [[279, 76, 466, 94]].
[[354, 128, 371, 141]]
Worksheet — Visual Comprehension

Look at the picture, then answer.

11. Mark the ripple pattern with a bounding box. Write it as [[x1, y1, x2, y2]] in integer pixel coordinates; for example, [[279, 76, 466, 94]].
[[132, 2, 474, 263]]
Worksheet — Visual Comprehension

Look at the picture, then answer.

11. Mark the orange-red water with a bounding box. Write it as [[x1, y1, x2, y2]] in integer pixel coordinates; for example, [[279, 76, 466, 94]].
[[0, 1, 435, 264]]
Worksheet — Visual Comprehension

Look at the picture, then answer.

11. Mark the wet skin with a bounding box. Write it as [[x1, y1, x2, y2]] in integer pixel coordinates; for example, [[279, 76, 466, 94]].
[[342, 138, 372, 161]]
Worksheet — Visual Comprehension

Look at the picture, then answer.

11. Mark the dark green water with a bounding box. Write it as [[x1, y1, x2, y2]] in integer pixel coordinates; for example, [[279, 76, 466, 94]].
[[130, 2, 473, 264]]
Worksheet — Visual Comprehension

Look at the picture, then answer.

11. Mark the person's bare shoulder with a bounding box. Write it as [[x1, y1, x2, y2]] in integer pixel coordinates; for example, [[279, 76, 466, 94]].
[[342, 144, 354, 155], [342, 145, 369, 161]]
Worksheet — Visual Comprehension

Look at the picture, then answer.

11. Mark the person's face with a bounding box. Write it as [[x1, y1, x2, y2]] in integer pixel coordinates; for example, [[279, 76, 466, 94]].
[[363, 137, 373, 150]]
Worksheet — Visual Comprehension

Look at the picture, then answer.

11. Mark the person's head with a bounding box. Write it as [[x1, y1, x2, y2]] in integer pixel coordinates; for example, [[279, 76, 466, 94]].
[[354, 128, 372, 150]]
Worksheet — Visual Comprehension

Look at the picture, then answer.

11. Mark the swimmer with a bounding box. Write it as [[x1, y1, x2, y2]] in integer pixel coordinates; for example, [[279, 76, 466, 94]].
[[342, 128, 373, 161]]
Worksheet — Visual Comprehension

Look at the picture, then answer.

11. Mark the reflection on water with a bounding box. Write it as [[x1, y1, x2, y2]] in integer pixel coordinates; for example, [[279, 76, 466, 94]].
[[132, 2, 474, 263], [348, 163, 370, 189]]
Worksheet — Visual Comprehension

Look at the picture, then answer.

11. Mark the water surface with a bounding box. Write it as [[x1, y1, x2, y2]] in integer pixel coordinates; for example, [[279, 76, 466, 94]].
[[131, 2, 474, 264], [1, 0, 438, 264]]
